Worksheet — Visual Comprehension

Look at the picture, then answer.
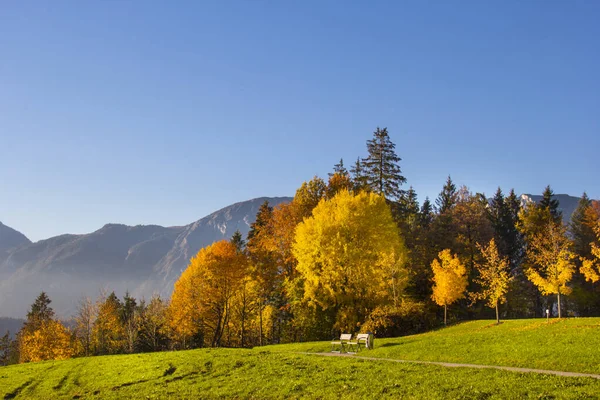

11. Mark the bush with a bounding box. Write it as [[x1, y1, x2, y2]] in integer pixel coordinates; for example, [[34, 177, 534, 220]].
[[361, 300, 437, 337]]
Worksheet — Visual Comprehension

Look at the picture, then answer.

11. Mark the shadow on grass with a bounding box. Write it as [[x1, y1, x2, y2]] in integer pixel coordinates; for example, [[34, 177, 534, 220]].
[[4, 379, 33, 400]]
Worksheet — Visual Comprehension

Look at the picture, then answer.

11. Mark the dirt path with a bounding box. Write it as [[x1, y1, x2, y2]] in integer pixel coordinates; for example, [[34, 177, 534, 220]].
[[297, 352, 600, 380]]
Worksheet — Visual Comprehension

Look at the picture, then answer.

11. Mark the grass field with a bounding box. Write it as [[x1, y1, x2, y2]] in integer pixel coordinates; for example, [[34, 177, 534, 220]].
[[2, 318, 600, 399]]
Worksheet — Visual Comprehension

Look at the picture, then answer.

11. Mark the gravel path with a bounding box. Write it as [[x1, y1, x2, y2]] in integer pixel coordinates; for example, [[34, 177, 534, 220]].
[[297, 352, 600, 380]]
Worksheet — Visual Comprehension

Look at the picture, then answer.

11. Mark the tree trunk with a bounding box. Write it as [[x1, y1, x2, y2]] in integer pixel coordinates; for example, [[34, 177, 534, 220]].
[[444, 304, 447, 326], [557, 292, 561, 318], [495, 303, 499, 325], [259, 300, 263, 346]]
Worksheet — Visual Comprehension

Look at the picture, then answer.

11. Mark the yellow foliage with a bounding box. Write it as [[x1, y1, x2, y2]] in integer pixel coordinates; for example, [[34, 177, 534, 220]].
[[525, 222, 575, 297], [19, 320, 73, 363], [472, 239, 512, 320], [292, 189, 408, 331], [581, 221, 600, 283], [169, 240, 247, 347], [431, 249, 468, 307], [93, 293, 125, 355]]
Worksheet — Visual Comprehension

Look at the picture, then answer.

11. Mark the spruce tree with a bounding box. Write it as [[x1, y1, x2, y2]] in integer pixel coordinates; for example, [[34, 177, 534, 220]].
[[247, 201, 273, 244], [540, 185, 562, 223], [329, 158, 349, 178], [419, 197, 434, 228], [350, 157, 368, 192], [23, 292, 55, 332], [361, 127, 406, 200], [502, 189, 524, 270], [0, 331, 10, 366], [230, 230, 246, 252], [435, 176, 458, 214], [570, 193, 594, 257]]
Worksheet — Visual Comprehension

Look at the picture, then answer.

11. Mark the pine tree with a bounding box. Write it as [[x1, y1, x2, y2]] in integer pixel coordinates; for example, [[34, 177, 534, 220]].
[[350, 157, 368, 192], [0, 331, 11, 366], [23, 292, 55, 332], [419, 197, 434, 228], [247, 201, 273, 244], [570, 193, 594, 257], [435, 176, 458, 214], [230, 230, 246, 253], [329, 158, 349, 177], [361, 127, 406, 200], [540, 185, 562, 224]]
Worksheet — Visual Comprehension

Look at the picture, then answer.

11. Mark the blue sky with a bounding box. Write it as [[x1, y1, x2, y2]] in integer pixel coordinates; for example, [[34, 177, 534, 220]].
[[1, 1, 599, 242]]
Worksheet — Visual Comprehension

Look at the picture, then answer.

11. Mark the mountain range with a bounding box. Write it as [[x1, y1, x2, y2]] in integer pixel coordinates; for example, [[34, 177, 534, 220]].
[[0, 197, 291, 319], [0, 193, 590, 319]]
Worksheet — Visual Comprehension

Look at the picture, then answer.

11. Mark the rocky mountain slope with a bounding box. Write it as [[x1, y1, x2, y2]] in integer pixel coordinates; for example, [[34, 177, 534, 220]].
[[0, 197, 291, 318], [519, 193, 582, 224]]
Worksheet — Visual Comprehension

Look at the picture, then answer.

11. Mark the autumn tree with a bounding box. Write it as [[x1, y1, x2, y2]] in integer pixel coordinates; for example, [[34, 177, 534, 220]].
[[580, 218, 600, 284], [170, 240, 247, 347], [19, 320, 73, 363], [431, 249, 468, 326], [246, 201, 279, 345], [18, 292, 73, 363], [292, 189, 408, 332], [472, 239, 512, 324], [93, 292, 126, 354], [360, 127, 406, 200], [137, 295, 169, 352], [121, 292, 138, 353], [524, 221, 576, 318], [74, 296, 96, 356]]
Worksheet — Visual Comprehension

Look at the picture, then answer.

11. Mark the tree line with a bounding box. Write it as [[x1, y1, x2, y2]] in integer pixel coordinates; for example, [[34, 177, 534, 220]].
[[2, 127, 599, 365]]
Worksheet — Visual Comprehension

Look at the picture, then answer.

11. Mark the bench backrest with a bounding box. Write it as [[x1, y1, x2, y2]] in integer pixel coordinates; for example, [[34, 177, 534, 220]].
[[340, 333, 352, 341], [356, 333, 369, 342]]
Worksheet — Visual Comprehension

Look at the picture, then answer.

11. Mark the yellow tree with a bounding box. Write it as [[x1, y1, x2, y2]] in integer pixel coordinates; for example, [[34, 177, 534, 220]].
[[93, 292, 125, 355], [580, 221, 600, 283], [292, 189, 408, 332], [431, 249, 467, 326], [525, 221, 575, 318], [18, 292, 73, 363], [472, 239, 512, 324], [19, 320, 73, 363], [169, 240, 247, 347]]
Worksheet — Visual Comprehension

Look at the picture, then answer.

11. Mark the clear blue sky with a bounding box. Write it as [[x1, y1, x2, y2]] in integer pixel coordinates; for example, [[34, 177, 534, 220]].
[[1, 1, 599, 242]]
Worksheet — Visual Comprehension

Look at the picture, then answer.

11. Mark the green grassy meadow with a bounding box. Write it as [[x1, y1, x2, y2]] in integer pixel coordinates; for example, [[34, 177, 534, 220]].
[[2, 318, 600, 399]]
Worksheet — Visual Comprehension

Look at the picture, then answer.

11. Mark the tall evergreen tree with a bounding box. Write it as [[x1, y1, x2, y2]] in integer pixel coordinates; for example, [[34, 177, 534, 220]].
[[0, 331, 11, 366], [435, 176, 458, 214], [329, 158, 349, 178], [360, 127, 406, 200], [540, 185, 562, 223], [419, 197, 434, 228], [570, 193, 594, 257], [350, 157, 368, 192], [230, 230, 246, 253], [23, 292, 55, 332], [247, 201, 273, 244]]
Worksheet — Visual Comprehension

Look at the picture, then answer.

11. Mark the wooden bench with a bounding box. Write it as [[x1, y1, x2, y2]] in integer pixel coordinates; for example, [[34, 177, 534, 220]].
[[355, 333, 370, 351], [331, 333, 352, 353]]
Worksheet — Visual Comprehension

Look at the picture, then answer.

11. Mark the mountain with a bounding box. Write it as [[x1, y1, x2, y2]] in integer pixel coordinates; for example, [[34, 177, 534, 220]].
[[519, 193, 583, 224], [0, 222, 31, 263], [0, 317, 24, 339], [0, 197, 291, 318]]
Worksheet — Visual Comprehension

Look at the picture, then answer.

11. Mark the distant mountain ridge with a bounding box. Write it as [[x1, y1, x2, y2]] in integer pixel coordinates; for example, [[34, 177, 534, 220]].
[[0, 197, 291, 318]]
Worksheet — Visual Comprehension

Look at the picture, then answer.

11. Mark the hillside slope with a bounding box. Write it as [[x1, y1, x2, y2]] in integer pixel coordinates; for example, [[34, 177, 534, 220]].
[[1, 318, 600, 399]]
